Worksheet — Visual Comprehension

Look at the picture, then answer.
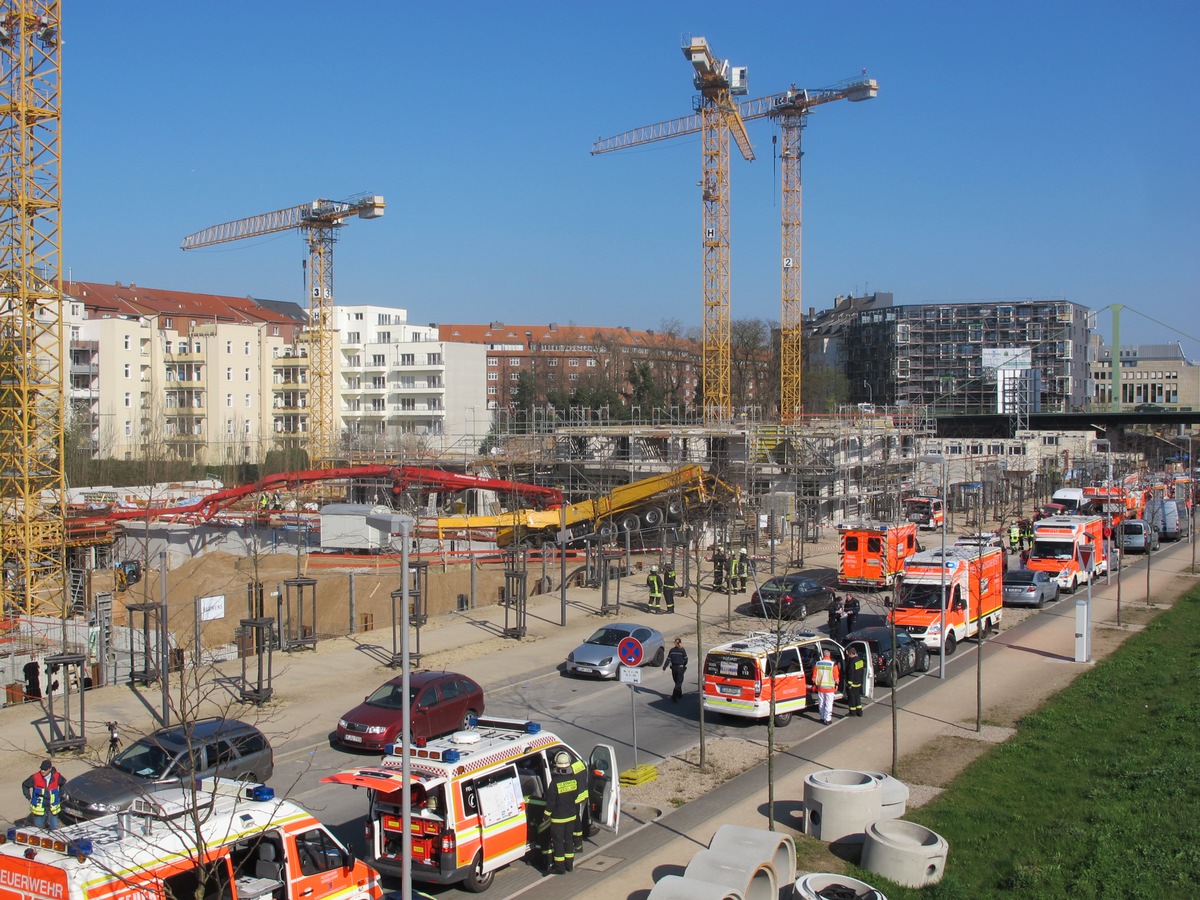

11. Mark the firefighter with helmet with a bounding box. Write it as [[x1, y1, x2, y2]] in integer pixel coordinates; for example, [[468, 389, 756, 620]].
[[545, 751, 587, 874], [646, 565, 664, 613], [663, 562, 678, 613], [733, 548, 750, 593]]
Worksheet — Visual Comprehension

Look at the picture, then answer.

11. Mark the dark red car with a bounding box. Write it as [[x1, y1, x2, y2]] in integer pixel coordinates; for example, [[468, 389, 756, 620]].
[[336, 671, 484, 751]]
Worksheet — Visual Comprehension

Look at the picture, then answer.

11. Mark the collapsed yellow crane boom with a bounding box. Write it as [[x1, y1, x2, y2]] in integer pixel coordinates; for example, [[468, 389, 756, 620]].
[[593, 75, 878, 422], [181, 194, 385, 468]]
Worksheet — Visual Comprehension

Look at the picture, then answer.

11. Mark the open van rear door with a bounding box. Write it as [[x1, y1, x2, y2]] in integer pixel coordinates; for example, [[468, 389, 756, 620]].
[[588, 744, 620, 834], [850, 641, 874, 698]]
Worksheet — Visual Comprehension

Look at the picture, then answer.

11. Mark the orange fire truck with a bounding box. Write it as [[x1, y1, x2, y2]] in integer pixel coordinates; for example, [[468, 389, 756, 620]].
[[1081, 486, 1142, 526], [1028, 515, 1109, 592], [837, 521, 919, 588], [901, 495, 945, 530], [0, 779, 380, 900], [323, 717, 619, 892], [888, 545, 1004, 655]]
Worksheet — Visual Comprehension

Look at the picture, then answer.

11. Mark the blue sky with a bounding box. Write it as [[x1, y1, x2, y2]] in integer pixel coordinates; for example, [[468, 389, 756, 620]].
[[65, 2, 1199, 355]]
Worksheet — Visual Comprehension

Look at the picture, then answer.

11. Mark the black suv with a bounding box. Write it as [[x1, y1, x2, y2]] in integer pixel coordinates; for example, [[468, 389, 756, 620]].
[[62, 717, 273, 821]]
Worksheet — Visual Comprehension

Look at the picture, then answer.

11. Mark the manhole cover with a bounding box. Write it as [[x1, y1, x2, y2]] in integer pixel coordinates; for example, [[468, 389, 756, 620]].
[[578, 855, 622, 873]]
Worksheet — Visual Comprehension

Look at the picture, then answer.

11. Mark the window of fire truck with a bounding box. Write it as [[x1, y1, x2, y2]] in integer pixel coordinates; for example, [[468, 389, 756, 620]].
[[844, 536, 859, 551], [867, 537, 882, 553], [294, 828, 348, 876], [163, 856, 233, 900]]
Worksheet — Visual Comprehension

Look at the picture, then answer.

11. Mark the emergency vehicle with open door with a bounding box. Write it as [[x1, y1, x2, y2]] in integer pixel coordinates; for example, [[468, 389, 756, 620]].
[[837, 521, 919, 588], [889, 545, 1004, 655], [0, 779, 379, 900], [322, 717, 619, 892], [1028, 515, 1108, 592], [702, 631, 873, 727], [901, 496, 944, 530]]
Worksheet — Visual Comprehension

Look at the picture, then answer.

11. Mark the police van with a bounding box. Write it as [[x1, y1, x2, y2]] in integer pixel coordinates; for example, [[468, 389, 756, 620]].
[[0, 779, 380, 900], [703, 631, 874, 726], [323, 717, 620, 892]]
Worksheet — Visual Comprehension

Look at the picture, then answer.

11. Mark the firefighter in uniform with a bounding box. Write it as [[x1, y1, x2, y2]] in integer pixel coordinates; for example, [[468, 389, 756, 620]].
[[569, 757, 587, 852], [646, 565, 663, 613], [845, 644, 866, 717], [663, 564, 678, 613], [1020, 518, 1034, 550], [811, 650, 840, 725], [713, 545, 727, 591], [545, 751, 587, 874], [827, 595, 844, 639], [733, 548, 750, 593], [1009, 521, 1020, 553], [23, 759, 66, 830]]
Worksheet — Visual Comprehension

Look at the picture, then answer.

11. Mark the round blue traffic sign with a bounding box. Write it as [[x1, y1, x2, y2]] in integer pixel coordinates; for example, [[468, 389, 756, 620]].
[[618, 636, 644, 667]]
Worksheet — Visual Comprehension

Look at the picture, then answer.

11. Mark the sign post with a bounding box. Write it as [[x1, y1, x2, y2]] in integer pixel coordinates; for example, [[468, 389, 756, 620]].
[[617, 637, 644, 768], [1076, 544, 1094, 663]]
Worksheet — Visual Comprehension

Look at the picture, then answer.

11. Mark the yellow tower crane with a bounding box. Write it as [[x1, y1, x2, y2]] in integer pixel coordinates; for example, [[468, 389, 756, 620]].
[[594, 71, 877, 423], [0, 1, 65, 617], [182, 194, 385, 468], [594, 35, 753, 424]]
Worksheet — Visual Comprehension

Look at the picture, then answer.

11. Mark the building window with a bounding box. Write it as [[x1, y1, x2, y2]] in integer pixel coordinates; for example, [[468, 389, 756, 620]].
[[245, 421, 252, 434], [547, 358, 558, 367], [271, 326, 279, 336], [569, 373, 579, 382], [586, 358, 597, 367], [378, 332, 390, 344], [371, 354, 386, 366], [124, 363, 131, 378], [124, 392, 131, 407], [426, 353, 442, 365], [428, 375, 442, 388], [226, 394, 233, 408], [245, 394, 251, 407], [510, 372, 520, 381], [165, 340, 173, 354], [487, 385, 497, 395], [227, 420, 234, 435], [347, 332, 360, 344], [510, 358, 520, 366], [244, 341, 251, 355], [568, 358, 579, 367], [226, 341, 233, 354], [125, 420, 132, 436], [164, 317, 173, 329], [487, 357, 498, 366], [400, 398, 416, 411], [488, 372, 499, 381], [124, 335, 130, 350], [400, 354, 414, 366]]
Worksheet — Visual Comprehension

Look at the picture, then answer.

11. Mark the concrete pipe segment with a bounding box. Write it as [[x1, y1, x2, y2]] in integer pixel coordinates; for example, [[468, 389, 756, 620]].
[[684, 849, 779, 900], [862, 771, 910, 820], [647, 874, 745, 900], [794, 872, 887, 899], [708, 823, 798, 888], [803, 769, 883, 843], [861, 818, 949, 888]]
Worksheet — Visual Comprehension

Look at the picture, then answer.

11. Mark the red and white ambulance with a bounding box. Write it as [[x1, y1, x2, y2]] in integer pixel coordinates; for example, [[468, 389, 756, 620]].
[[837, 521, 919, 588], [0, 779, 380, 900], [889, 545, 1004, 655], [323, 717, 619, 892], [1028, 515, 1108, 592]]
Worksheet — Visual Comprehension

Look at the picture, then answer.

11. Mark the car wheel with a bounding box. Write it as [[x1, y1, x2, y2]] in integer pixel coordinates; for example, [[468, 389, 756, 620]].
[[1052, 586, 1060, 601], [794, 602, 809, 620], [641, 507, 666, 528], [944, 631, 958, 656], [1066, 577, 1077, 595], [463, 852, 494, 893], [772, 711, 792, 727], [650, 646, 665, 667], [918, 648, 931, 673], [618, 513, 641, 533], [1036, 592, 1045, 609], [461, 709, 478, 731]]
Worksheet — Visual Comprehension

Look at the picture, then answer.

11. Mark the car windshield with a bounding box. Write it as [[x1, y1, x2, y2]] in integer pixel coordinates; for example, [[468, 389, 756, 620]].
[[111, 740, 177, 780], [366, 682, 417, 709], [1120, 523, 1144, 535], [1031, 539, 1073, 561], [896, 583, 946, 610], [585, 627, 631, 647], [1005, 571, 1036, 586]]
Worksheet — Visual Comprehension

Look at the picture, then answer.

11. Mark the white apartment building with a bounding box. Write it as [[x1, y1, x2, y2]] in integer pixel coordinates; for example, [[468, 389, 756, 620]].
[[335, 305, 486, 458]]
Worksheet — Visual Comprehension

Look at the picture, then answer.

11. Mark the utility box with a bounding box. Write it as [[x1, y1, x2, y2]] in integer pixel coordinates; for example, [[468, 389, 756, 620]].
[[320, 504, 393, 552]]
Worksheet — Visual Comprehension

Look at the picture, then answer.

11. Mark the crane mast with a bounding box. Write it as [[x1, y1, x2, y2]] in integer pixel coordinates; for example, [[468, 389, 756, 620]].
[[0, 0, 65, 616], [182, 194, 384, 468], [594, 74, 877, 422]]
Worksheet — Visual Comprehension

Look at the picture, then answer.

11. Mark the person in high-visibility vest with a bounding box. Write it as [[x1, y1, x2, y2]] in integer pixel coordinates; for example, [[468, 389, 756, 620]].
[[733, 549, 750, 593], [663, 565, 678, 613], [23, 759, 66, 830], [646, 565, 663, 613], [845, 645, 866, 717], [545, 751, 587, 874], [1009, 522, 1021, 552], [811, 650, 840, 726]]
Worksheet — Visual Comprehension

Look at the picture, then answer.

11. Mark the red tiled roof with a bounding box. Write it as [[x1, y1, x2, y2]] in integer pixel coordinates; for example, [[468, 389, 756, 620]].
[[65, 281, 305, 335]]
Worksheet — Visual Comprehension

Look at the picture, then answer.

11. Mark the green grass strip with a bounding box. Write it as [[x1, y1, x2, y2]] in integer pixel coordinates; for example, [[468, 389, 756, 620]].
[[863, 588, 1200, 898]]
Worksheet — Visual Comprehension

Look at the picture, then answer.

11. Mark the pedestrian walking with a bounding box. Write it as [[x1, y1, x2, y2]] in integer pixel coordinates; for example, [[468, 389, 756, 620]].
[[545, 751, 586, 874], [827, 595, 844, 639], [646, 565, 663, 614], [663, 638, 688, 702], [106, 721, 122, 763], [663, 564, 678, 613], [811, 650, 840, 725], [23, 759, 66, 830], [845, 645, 866, 717], [844, 595, 861, 634]]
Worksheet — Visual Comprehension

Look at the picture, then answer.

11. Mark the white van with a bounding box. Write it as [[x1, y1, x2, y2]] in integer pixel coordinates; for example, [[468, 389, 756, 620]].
[[1145, 497, 1181, 541]]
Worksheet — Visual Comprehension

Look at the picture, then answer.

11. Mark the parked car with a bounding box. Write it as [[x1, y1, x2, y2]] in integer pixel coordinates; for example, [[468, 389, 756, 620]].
[[1119, 520, 1159, 554], [1003, 568, 1060, 608], [336, 670, 484, 751], [566, 623, 665, 678], [750, 573, 837, 620], [845, 626, 930, 686], [62, 717, 273, 821], [1174, 500, 1191, 540]]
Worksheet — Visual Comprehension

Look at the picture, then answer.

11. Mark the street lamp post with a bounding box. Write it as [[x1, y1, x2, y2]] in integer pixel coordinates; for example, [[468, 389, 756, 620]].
[[863, 381, 873, 407], [920, 453, 949, 678]]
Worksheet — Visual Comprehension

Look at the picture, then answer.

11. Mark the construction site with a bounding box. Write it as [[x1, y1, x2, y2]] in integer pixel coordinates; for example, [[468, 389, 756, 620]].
[[0, 11, 1151, 747]]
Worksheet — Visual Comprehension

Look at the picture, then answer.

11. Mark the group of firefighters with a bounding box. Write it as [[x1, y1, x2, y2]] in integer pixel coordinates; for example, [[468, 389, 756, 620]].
[[644, 546, 754, 613]]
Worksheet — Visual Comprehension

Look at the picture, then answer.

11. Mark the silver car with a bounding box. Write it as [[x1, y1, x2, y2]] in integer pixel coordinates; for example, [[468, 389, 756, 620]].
[[1002, 569, 1059, 608], [565, 623, 666, 678]]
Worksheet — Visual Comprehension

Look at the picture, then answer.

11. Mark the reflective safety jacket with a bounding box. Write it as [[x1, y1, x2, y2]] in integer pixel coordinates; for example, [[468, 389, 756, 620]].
[[846, 655, 867, 688], [546, 772, 587, 823], [28, 770, 64, 816], [812, 659, 840, 693], [646, 573, 664, 599]]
